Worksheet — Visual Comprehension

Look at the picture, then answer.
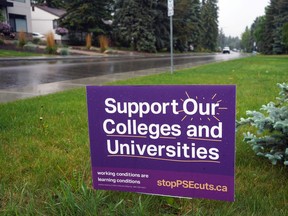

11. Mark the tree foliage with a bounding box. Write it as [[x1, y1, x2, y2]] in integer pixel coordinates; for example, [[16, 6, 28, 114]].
[[237, 83, 288, 166], [0, 10, 5, 22], [173, 0, 202, 52], [31, 0, 68, 8], [283, 22, 288, 48], [243, 0, 288, 54], [241, 27, 252, 52], [200, 0, 218, 51], [218, 28, 241, 50], [113, 0, 210, 52], [41, 0, 219, 52], [59, 0, 113, 45], [112, 0, 157, 52], [153, 0, 170, 51], [252, 16, 266, 52]]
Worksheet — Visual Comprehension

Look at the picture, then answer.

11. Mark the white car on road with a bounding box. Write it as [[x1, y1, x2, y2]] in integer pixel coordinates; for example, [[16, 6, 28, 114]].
[[222, 46, 230, 54]]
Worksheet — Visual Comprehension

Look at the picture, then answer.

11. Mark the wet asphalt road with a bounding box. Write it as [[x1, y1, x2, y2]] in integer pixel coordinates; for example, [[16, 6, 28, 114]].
[[0, 52, 243, 103]]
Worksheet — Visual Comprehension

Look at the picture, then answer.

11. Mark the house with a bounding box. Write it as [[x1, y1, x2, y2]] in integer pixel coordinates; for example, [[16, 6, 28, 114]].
[[0, 0, 32, 32], [31, 4, 67, 42]]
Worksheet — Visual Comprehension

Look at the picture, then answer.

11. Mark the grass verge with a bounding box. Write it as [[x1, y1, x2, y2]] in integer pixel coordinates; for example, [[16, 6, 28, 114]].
[[0, 55, 288, 215], [0, 49, 43, 57]]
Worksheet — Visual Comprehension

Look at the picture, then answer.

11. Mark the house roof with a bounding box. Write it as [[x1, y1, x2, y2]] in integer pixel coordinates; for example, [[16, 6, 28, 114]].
[[35, 5, 66, 17]]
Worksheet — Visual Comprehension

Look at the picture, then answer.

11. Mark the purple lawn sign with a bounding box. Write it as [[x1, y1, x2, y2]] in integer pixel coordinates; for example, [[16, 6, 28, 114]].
[[87, 85, 236, 202]]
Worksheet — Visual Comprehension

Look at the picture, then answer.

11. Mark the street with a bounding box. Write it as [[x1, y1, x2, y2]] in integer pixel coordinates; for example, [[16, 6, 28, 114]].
[[0, 52, 243, 103]]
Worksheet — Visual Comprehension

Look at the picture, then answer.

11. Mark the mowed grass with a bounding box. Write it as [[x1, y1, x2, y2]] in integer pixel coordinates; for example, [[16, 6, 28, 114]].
[[0, 55, 288, 215], [0, 49, 43, 57]]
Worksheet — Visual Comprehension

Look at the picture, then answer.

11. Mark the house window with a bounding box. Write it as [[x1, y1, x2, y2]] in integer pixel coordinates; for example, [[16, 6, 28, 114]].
[[53, 20, 58, 29], [9, 14, 27, 32]]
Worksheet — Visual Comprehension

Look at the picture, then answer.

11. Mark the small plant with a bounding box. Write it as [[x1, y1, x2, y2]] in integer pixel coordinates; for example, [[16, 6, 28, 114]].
[[18, 31, 26, 48], [23, 42, 37, 52], [46, 31, 57, 54], [237, 83, 288, 166], [32, 38, 40, 44], [59, 48, 69, 56], [98, 35, 109, 53], [86, 33, 92, 50]]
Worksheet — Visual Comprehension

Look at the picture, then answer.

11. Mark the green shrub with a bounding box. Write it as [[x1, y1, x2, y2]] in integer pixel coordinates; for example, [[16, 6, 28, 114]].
[[59, 48, 69, 56], [12, 40, 18, 46], [23, 42, 37, 52], [237, 83, 288, 166], [32, 38, 41, 44]]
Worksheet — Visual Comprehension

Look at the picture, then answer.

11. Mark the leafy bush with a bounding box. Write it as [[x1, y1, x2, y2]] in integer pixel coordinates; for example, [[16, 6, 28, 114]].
[[32, 38, 41, 44], [23, 42, 37, 51], [59, 48, 69, 56], [237, 83, 288, 166]]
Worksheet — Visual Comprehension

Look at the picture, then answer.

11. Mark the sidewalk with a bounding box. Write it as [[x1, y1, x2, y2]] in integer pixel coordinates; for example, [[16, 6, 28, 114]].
[[0, 46, 154, 62], [63, 48, 107, 56]]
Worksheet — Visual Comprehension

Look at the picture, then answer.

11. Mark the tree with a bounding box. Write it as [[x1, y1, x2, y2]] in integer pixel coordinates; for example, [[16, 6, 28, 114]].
[[174, 0, 195, 52], [247, 0, 288, 54], [59, 0, 113, 44], [283, 22, 288, 51], [217, 28, 225, 49], [113, 0, 205, 52], [153, 0, 170, 51], [241, 26, 253, 52], [261, 0, 277, 54], [189, 0, 202, 51], [201, 0, 218, 51], [275, 0, 288, 53], [0, 11, 5, 22], [237, 83, 288, 166], [174, 0, 202, 51], [252, 16, 266, 53], [31, 0, 68, 8], [113, 0, 157, 52]]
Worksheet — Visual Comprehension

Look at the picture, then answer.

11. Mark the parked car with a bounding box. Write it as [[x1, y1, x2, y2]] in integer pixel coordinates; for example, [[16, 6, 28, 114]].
[[222, 46, 230, 54], [32, 32, 45, 39]]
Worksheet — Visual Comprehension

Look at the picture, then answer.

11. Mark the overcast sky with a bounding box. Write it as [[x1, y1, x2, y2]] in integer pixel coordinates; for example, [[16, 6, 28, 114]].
[[218, 0, 270, 38]]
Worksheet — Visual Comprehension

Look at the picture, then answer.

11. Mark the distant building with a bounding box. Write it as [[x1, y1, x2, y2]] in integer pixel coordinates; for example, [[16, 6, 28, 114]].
[[31, 4, 67, 42], [0, 0, 32, 33]]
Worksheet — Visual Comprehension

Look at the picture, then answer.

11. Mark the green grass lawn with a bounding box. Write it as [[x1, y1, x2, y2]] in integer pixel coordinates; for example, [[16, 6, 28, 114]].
[[0, 55, 287, 215], [0, 49, 44, 57]]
